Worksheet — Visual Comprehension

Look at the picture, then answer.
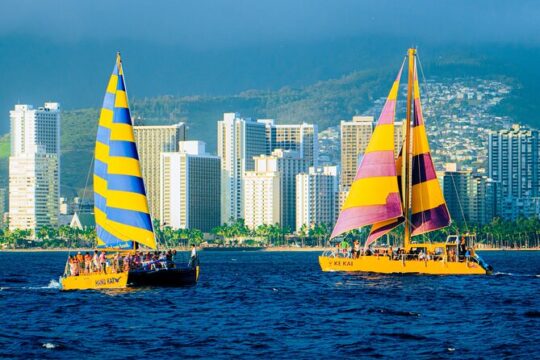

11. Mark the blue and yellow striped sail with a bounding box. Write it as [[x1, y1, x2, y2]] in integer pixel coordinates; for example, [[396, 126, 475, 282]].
[[93, 53, 156, 250]]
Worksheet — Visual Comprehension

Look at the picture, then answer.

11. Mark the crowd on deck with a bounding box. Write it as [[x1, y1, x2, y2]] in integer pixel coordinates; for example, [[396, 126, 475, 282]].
[[332, 238, 475, 263], [66, 246, 198, 277]]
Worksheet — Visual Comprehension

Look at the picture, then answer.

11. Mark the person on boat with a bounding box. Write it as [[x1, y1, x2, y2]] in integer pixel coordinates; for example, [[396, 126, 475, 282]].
[[353, 240, 360, 259], [459, 238, 467, 262], [159, 252, 167, 268], [76, 252, 84, 274], [112, 252, 120, 273], [124, 253, 131, 271], [189, 245, 198, 268], [387, 247, 393, 260], [92, 250, 99, 272], [99, 250, 107, 273], [84, 252, 92, 274], [68, 256, 78, 276]]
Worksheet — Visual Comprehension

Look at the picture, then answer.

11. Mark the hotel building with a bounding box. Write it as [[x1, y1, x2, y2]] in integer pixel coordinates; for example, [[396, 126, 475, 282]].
[[160, 141, 220, 232], [9, 103, 60, 231], [134, 123, 186, 220]]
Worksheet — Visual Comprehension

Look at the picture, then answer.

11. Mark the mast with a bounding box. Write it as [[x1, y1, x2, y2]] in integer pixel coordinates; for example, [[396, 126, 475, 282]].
[[403, 48, 415, 250]]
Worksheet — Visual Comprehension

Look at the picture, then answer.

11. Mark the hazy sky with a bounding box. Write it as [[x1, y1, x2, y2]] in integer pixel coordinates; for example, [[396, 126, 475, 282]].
[[1, 0, 539, 47]]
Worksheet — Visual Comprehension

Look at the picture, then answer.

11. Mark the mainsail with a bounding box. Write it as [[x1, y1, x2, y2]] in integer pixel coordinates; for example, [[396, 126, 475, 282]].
[[330, 61, 405, 239], [93, 54, 156, 250], [409, 61, 450, 236], [365, 147, 404, 247]]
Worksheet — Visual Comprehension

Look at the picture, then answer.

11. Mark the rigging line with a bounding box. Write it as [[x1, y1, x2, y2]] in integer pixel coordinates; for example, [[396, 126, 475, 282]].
[[449, 171, 470, 233]]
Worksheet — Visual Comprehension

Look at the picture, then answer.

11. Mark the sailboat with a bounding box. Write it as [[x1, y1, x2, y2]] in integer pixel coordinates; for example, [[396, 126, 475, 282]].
[[60, 53, 199, 290], [319, 48, 493, 275]]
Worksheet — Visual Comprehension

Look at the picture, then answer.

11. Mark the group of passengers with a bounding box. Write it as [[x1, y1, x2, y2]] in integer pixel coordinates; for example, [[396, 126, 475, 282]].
[[332, 237, 475, 263], [66, 249, 183, 277]]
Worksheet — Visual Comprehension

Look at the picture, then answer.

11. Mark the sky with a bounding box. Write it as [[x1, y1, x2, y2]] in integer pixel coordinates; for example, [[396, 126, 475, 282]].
[[2, 0, 540, 47], [1, 0, 540, 134]]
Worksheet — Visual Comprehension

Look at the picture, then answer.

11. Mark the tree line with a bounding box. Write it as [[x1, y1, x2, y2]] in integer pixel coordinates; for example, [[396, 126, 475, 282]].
[[2, 216, 540, 249]]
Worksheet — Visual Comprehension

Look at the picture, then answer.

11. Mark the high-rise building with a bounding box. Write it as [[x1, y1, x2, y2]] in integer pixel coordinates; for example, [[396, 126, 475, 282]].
[[296, 166, 338, 232], [134, 123, 186, 220], [247, 149, 308, 230], [488, 124, 540, 219], [10, 103, 60, 156], [258, 119, 318, 167], [9, 153, 59, 230], [443, 163, 495, 226], [443, 163, 471, 224], [217, 113, 267, 223], [160, 141, 220, 232], [9, 103, 60, 231], [243, 167, 281, 229], [340, 116, 403, 190]]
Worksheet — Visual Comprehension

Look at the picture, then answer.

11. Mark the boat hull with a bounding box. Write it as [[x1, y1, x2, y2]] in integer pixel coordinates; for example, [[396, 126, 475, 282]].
[[127, 266, 199, 287], [60, 272, 129, 291], [319, 256, 488, 275]]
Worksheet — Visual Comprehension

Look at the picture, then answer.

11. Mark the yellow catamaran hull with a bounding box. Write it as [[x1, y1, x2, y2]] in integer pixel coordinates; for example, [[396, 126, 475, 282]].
[[60, 273, 129, 291], [319, 256, 487, 275]]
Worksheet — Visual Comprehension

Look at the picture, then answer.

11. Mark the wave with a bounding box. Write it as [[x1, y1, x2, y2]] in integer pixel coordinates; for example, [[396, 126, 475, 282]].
[[493, 272, 540, 278]]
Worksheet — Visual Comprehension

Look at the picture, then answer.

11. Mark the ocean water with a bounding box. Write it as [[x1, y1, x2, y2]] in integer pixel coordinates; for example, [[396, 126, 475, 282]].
[[0, 250, 539, 359]]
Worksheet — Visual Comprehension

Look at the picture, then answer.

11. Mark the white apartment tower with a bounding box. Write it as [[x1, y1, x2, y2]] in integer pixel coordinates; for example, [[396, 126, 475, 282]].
[[296, 166, 338, 232], [243, 167, 281, 229], [9, 103, 60, 231], [245, 149, 308, 230], [134, 123, 186, 220], [217, 113, 267, 223], [160, 141, 221, 232], [258, 119, 319, 167]]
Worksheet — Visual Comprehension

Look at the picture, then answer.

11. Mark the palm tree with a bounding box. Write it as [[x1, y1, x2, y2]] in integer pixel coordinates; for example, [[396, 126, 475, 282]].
[[189, 229, 204, 246], [298, 224, 308, 248]]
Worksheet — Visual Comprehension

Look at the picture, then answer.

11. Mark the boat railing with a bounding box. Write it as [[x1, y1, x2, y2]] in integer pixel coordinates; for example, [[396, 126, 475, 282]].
[[322, 250, 351, 258]]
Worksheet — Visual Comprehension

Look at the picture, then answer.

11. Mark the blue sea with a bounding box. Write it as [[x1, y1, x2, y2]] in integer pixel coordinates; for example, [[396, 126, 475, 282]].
[[0, 250, 539, 359]]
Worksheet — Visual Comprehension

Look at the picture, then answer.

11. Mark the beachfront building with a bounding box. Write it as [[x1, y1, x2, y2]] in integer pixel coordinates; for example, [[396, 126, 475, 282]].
[[296, 166, 338, 232], [258, 119, 318, 167], [9, 103, 60, 231], [217, 113, 267, 223], [134, 123, 186, 220], [246, 150, 308, 230], [488, 124, 540, 220], [243, 166, 281, 229], [160, 141, 221, 232]]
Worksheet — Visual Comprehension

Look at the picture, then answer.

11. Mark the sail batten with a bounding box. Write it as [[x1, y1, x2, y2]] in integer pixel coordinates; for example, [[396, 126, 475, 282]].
[[93, 54, 156, 250], [330, 61, 405, 239]]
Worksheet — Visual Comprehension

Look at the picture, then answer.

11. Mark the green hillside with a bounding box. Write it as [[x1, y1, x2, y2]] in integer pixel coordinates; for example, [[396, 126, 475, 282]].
[[0, 134, 9, 187]]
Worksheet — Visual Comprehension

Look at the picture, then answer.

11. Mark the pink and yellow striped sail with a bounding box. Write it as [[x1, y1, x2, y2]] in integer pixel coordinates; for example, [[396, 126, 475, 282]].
[[410, 61, 450, 236], [365, 147, 404, 247], [331, 62, 405, 239], [94, 54, 156, 250]]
